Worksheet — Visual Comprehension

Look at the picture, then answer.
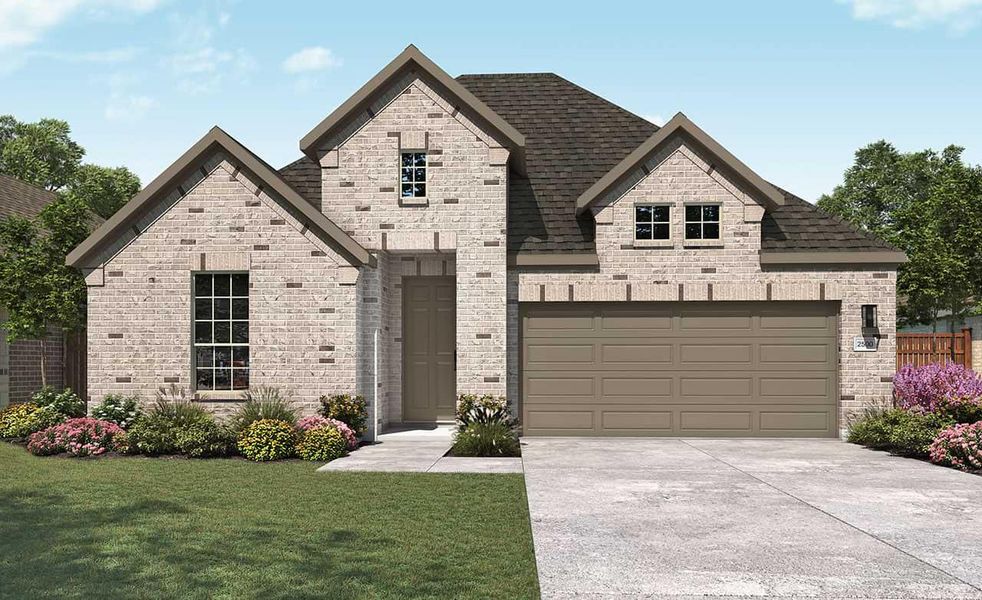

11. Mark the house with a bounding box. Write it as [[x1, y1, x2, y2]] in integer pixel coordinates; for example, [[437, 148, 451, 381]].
[[66, 46, 904, 438], [0, 174, 85, 406]]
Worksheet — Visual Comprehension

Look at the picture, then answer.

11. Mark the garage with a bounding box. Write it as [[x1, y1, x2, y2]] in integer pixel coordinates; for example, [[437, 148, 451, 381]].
[[521, 301, 839, 437]]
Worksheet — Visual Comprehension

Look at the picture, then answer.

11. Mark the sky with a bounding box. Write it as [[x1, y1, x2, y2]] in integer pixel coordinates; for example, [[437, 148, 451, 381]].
[[1, 0, 981, 202]]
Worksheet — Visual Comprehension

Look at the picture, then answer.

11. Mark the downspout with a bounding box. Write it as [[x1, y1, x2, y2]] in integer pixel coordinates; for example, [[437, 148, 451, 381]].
[[373, 326, 379, 443]]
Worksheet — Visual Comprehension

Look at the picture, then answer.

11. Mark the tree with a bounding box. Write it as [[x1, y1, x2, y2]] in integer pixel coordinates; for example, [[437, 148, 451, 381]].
[[64, 164, 141, 220], [0, 196, 92, 386], [818, 142, 982, 338], [0, 117, 84, 191]]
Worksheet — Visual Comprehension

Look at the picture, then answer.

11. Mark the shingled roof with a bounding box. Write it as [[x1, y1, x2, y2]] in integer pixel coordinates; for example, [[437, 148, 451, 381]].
[[280, 71, 898, 257], [0, 174, 58, 220]]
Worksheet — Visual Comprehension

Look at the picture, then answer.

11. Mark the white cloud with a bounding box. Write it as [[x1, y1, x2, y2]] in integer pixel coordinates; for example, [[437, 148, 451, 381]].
[[0, 0, 162, 49], [840, 0, 982, 31], [282, 46, 341, 74], [32, 46, 141, 63], [165, 46, 255, 94], [642, 114, 665, 126], [105, 92, 155, 121]]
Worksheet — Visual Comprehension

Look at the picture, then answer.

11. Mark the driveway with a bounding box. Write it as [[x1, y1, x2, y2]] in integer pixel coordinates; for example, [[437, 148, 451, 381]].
[[522, 438, 982, 599]]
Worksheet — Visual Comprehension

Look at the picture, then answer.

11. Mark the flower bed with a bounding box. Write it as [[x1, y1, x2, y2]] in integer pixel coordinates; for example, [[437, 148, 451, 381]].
[[27, 418, 123, 457], [848, 363, 982, 474]]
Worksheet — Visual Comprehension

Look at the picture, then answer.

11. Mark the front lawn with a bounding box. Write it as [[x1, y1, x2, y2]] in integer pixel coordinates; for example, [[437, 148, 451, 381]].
[[0, 444, 539, 599]]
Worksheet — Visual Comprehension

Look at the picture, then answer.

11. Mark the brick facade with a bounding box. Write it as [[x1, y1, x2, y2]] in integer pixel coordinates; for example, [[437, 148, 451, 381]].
[[82, 71, 896, 439], [7, 329, 64, 404]]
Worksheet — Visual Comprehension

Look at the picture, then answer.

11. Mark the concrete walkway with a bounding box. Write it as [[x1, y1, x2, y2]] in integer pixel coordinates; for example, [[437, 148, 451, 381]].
[[522, 438, 982, 600], [316, 426, 522, 473]]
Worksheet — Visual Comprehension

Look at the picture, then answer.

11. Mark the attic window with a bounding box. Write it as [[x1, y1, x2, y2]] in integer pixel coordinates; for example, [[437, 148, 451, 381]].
[[400, 152, 426, 198], [684, 205, 720, 240], [635, 205, 670, 240]]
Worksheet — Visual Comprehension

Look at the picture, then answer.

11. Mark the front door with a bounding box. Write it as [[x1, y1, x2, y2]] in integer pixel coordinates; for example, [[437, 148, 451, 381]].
[[403, 277, 456, 422]]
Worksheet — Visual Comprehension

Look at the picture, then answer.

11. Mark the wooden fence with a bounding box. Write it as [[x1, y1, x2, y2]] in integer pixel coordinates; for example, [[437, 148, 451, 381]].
[[63, 328, 87, 401], [896, 328, 972, 370]]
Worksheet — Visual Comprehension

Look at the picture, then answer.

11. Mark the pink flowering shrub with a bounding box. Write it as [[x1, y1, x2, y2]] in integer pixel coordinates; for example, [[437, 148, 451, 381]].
[[27, 418, 124, 457], [894, 363, 982, 415], [929, 422, 982, 472], [296, 415, 358, 449]]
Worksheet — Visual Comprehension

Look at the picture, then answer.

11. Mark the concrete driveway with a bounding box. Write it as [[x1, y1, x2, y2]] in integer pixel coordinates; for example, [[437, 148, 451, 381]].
[[522, 438, 982, 599]]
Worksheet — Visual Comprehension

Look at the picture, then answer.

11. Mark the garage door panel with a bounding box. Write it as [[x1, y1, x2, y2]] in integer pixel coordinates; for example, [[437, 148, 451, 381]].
[[601, 344, 673, 365], [526, 343, 596, 366], [680, 343, 752, 365], [522, 302, 837, 438]]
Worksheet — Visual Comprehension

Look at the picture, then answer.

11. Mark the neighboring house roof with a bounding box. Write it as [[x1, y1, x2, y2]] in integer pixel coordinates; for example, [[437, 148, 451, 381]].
[[0, 174, 57, 220], [299, 45, 526, 165], [67, 127, 372, 268]]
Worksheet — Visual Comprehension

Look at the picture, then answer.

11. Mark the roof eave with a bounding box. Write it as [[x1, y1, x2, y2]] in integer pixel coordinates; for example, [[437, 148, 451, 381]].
[[575, 112, 785, 216], [67, 127, 372, 268], [759, 250, 908, 265], [299, 45, 525, 170]]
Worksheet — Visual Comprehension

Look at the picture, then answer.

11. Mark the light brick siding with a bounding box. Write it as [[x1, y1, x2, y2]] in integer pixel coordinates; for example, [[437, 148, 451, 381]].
[[316, 76, 508, 430], [85, 155, 359, 424], [508, 140, 896, 434], [8, 328, 64, 403]]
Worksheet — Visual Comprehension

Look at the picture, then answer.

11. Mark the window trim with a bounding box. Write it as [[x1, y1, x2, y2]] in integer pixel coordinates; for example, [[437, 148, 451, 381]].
[[399, 151, 427, 204], [192, 271, 250, 396], [683, 203, 723, 247], [632, 202, 673, 248]]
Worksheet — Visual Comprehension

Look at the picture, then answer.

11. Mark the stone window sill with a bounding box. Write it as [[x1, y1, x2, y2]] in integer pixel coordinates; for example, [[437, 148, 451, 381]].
[[683, 240, 725, 249], [194, 390, 247, 403], [632, 239, 674, 249], [399, 196, 428, 207]]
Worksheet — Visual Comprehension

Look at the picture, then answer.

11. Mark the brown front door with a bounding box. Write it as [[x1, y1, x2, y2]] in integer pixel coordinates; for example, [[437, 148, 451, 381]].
[[403, 277, 456, 422]]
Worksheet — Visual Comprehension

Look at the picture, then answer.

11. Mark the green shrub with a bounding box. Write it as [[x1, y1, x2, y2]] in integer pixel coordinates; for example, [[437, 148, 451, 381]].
[[452, 422, 520, 457], [91, 394, 143, 428], [112, 430, 135, 454], [126, 398, 213, 456], [456, 394, 514, 430], [126, 414, 180, 455], [237, 419, 297, 461], [31, 387, 86, 418], [0, 403, 65, 438], [848, 407, 955, 458], [174, 420, 236, 458], [937, 397, 982, 424], [296, 425, 348, 462], [317, 394, 367, 436], [230, 394, 298, 433]]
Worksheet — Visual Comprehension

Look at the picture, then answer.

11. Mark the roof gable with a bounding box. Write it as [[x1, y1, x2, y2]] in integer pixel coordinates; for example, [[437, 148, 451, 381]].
[[299, 45, 525, 165], [67, 127, 372, 268], [576, 113, 785, 215]]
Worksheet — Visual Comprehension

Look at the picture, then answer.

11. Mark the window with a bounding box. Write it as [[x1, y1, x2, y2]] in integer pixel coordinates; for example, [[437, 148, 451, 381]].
[[400, 152, 426, 198], [635, 205, 670, 241], [194, 273, 249, 391], [684, 205, 721, 240]]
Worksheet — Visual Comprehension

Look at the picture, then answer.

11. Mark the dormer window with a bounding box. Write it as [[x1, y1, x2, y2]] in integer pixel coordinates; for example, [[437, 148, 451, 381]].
[[685, 204, 720, 240], [401, 152, 426, 198], [635, 205, 670, 240]]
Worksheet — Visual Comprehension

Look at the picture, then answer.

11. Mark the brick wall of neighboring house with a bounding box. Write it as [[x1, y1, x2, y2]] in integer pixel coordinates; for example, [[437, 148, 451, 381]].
[[316, 75, 508, 429], [508, 140, 897, 434], [84, 153, 358, 422], [9, 328, 65, 403]]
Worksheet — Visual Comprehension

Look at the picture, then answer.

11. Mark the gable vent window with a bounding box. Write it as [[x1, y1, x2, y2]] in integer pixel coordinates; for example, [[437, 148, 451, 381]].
[[635, 205, 670, 240], [400, 152, 426, 198], [194, 273, 249, 391], [685, 205, 721, 240]]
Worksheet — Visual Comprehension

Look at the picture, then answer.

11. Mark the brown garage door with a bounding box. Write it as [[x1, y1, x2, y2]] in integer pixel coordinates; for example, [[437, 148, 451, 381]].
[[521, 302, 838, 437]]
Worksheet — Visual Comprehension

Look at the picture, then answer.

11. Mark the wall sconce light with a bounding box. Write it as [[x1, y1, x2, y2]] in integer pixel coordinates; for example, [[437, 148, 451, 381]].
[[861, 304, 878, 334]]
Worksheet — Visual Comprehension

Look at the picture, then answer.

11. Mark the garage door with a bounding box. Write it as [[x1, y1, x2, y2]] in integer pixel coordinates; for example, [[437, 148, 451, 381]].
[[521, 302, 838, 437]]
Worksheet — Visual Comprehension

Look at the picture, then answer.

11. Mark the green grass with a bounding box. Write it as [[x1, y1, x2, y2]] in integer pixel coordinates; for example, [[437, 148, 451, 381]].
[[0, 443, 539, 600]]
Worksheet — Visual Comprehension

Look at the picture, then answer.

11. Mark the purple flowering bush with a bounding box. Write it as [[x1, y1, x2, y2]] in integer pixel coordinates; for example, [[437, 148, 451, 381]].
[[894, 363, 982, 419], [929, 422, 982, 472], [27, 418, 124, 457], [297, 415, 358, 449]]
